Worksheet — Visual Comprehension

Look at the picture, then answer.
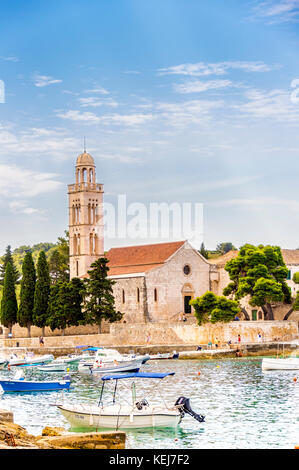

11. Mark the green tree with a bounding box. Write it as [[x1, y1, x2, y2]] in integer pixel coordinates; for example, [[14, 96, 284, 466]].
[[0, 262, 18, 333], [223, 244, 291, 320], [46, 278, 85, 335], [33, 251, 51, 336], [216, 242, 236, 254], [199, 242, 209, 259], [18, 252, 36, 337], [190, 291, 239, 326], [48, 249, 69, 284], [0, 245, 19, 285], [83, 257, 123, 333]]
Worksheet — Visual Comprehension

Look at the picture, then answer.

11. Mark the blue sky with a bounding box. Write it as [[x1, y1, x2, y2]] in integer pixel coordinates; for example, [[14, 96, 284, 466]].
[[1, 0, 299, 254]]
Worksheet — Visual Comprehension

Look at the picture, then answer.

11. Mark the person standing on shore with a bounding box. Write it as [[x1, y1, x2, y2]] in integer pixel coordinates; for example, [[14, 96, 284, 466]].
[[238, 334, 241, 345], [39, 336, 44, 347]]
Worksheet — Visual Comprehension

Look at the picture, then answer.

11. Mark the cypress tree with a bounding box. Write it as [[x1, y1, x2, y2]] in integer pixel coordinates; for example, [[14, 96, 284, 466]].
[[83, 257, 123, 333], [18, 251, 36, 337], [0, 262, 18, 333], [46, 278, 85, 335], [0, 245, 19, 285], [33, 251, 51, 336]]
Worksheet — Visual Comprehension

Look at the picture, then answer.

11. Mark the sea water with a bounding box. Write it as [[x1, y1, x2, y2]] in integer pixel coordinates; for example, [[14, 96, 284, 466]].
[[0, 358, 298, 449]]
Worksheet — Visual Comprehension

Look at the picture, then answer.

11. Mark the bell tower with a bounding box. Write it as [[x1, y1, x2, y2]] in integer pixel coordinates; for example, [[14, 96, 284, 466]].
[[68, 150, 104, 279]]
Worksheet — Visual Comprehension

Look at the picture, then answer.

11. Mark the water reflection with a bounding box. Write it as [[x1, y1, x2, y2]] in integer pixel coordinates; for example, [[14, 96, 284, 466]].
[[0, 358, 297, 448]]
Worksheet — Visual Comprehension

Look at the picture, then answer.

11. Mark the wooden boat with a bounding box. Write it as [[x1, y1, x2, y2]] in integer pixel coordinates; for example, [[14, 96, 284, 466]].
[[57, 372, 205, 430], [262, 357, 299, 371]]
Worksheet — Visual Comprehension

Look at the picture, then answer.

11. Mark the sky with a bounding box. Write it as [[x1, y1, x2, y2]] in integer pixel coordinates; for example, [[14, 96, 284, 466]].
[[1, 0, 299, 254]]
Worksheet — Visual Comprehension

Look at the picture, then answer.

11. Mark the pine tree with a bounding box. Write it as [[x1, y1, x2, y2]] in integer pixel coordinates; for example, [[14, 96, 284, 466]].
[[83, 257, 123, 333], [0, 262, 18, 333], [48, 249, 69, 284], [18, 251, 36, 337], [0, 245, 19, 285], [33, 251, 51, 336]]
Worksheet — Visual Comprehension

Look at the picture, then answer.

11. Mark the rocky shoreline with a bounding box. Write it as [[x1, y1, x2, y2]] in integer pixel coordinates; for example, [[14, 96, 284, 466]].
[[0, 409, 125, 449]]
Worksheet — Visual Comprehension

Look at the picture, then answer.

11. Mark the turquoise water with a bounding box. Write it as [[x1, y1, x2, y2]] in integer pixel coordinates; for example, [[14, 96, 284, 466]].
[[0, 358, 298, 449]]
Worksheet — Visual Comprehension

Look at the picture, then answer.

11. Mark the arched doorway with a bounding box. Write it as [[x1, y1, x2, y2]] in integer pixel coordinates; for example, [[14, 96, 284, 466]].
[[181, 283, 195, 314]]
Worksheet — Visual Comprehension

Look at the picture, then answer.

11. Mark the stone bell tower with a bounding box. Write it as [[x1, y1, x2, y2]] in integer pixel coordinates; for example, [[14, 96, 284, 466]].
[[68, 150, 104, 279]]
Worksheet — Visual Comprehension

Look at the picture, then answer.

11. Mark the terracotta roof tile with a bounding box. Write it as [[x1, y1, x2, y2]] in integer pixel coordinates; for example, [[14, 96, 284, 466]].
[[106, 240, 186, 276]]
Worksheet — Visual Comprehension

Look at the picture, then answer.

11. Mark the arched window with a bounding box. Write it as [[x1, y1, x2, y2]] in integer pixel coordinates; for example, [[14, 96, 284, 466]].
[[122, 289, 125, 303], [154, 288, 158, 302], [137, 287, 140, 303]]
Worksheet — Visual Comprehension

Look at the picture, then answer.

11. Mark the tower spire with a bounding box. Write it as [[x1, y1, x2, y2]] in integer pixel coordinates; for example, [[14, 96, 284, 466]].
[[83, 136, 86, 153]]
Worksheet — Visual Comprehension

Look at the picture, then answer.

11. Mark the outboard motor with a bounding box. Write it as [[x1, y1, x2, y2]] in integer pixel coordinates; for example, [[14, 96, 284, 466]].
[[175, 396, 205, 423], [135, 399, 149, 410]]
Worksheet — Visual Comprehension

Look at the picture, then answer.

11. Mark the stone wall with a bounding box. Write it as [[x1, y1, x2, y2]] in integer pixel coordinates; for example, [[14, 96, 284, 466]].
[[1, 320, 297, 349]]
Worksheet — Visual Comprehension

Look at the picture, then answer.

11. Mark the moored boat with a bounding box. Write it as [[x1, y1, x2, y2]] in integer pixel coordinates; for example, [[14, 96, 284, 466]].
[[78, 359, 142, 375], [262, 357, 299, 371], [0, 370, 71, 393], [8, 354, 54, 367], [57, 372, 205, 430]]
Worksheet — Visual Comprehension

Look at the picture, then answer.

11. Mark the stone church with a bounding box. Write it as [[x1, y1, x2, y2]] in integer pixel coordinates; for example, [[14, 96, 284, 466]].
[[69, 151, 299, 323]]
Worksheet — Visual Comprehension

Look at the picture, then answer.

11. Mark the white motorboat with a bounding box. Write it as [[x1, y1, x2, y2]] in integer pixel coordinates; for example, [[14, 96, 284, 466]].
[[262, 357, 299, 371], [37, 361, 68, 372], [78, 359, 142, 375], [54, 354, 92, 365], [149, 351, 179, 360], [79, 348, 150, 367], [57, 371, 205, 430], [8, 354, 54, 367]]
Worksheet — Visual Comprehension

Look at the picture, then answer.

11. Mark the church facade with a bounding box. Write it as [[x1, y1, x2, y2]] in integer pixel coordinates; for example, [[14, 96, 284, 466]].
[[68, 152, 299, 323]]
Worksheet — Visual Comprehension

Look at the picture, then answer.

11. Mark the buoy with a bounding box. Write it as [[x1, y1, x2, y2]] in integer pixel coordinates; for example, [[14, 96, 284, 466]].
[[197, 371, 201, 376], [216, 365, 220, 368], [293, 377, 297, 383]]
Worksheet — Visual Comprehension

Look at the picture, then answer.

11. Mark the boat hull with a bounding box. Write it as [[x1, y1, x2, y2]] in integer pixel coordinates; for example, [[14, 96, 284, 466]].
[[9, 355, 54, 367], [58, 404, 181, 429], [262, 358, 299, 370], [78, 360, 142, 375], [0, 380, 70, 393]]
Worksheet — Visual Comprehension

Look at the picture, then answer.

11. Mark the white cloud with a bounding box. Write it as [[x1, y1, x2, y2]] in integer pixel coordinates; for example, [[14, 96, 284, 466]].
[[158, 61, 278, 77], [0, 56, 19, 62], [0, 165, 62, 198], [33, 74, 62, 87], [0, 126, 80, 157], [155, 99, 223, 127], [174, 79, 234, 94], [235, 88, 299, 122], [78, 97, 118, 108], [83, 87, 109, 95], [57, 109, 100, 123], [252, 1, 299, 23]]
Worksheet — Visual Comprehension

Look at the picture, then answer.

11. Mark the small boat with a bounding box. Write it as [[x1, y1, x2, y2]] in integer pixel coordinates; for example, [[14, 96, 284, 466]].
[[149, 351, 179, 360], [79, 348, 150, 367], [37, 362, 68, 372], [0, 370, 71, 393], [262, 357, 299, 371], [57, 372, 204, 430], [8, 354, 54, 367], [78, 359, 142, 375], [54, 354, 92, 364]]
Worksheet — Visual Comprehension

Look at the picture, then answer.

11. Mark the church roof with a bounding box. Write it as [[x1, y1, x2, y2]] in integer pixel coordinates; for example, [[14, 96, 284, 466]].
[[76, 152, 95, 166], [208, 248, 299, 267], [107, 240, 186, 276]]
